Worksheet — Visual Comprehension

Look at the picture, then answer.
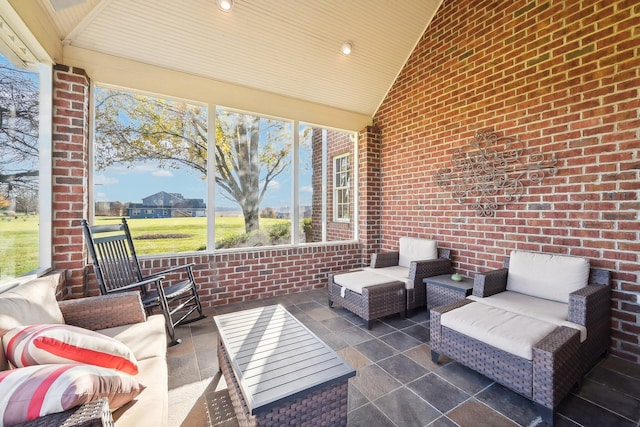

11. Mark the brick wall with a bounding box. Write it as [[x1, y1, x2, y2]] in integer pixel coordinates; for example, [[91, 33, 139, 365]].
[[51, 65, 90, 296], [80, 243, 362, 305], [358, 126, 383, 264], [373, 0, 640, 363]]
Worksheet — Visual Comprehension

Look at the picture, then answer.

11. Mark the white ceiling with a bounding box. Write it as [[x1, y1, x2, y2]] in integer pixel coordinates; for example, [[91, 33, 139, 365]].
[[39, 0, 442, 116]]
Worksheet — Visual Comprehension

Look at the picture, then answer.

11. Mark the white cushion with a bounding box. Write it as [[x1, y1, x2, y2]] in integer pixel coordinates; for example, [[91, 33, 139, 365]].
[[467, 291, 586, 341], [506, 251, 589, 303], [333, 270, 402, 295], [441, 302, 558, 360], [398, 237, 437, 268], [363, 266, 413, 289]]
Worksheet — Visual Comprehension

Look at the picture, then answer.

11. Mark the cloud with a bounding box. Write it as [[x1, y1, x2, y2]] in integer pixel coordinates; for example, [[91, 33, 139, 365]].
[[267, 180, 280, 190], [94, 174, 118, 185], [152, 169, 173, 177], [301, 185, 313, 193]]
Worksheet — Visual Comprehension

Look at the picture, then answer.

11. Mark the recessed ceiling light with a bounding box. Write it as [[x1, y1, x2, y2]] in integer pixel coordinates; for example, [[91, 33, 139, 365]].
[[217, 0, 233, 12], [340, 41, 353, 56]]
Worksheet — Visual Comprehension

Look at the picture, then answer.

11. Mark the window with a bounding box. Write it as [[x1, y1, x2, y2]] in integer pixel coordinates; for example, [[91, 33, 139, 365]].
[[92, 85, 208, 255], [0, 19, 52, 288], [299, 125, 355, 243], [92, 94, 356, 253], [214, 108, 293, 249], [333, 154, 350, 222]]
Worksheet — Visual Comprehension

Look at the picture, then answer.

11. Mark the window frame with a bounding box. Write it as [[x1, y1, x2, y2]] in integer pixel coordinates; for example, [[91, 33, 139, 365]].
[[333, 153, 351, 223], [0, 5, 53, 291], [89, 92, 358, 255]]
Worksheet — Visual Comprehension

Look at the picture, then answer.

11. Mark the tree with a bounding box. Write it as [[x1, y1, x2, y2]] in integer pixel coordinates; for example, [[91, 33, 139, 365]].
[[94, 88, 291, 234], [0, 64, 40, 205]]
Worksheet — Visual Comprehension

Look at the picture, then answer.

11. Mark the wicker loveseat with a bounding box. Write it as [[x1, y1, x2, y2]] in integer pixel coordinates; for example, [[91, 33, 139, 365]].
[[0, 273, 168, 426], [329, 237, 451, 328], [430, 251, 610, 425]]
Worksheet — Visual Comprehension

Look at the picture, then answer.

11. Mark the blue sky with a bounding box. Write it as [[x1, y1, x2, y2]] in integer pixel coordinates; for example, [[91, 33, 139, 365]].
[[94, 160, 313, 210]]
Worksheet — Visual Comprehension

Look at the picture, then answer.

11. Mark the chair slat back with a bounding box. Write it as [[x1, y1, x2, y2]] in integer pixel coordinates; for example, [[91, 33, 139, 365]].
[[82, 219, 144, 295]]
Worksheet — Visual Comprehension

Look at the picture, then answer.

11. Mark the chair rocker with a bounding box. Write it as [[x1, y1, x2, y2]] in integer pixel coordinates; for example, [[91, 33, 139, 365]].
[[82, 218, 206, 345]]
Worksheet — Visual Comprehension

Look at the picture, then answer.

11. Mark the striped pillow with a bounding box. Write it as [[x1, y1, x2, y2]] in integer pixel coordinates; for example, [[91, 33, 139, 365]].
[[0, 364, 144, 426], [3, 324, 139, 375]]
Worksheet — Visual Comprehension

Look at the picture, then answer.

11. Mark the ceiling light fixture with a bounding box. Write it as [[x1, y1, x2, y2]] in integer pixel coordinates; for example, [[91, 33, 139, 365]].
[[217, 0, 234, 12], [340, 41, 353, 56]]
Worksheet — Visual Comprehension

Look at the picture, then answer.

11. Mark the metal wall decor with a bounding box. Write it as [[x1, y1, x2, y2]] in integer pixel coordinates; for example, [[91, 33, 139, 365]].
[[433, 129, 557, 217]]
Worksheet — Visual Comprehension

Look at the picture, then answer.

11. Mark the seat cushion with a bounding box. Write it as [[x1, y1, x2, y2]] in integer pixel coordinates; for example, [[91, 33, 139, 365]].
[[398, 237, 437, 268], [440, 302, 558, 360], [333, 270, 402, 295], [467, 291, 586, 341], [363, 266, 413, 289], [506, 251, 589, 303], [97, 315, 167, 362], [112, 356, 168, 427]]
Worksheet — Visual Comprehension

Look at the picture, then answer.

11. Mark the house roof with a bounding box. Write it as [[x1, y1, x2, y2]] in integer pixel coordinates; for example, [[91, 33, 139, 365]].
[[37, 0, 442, 117]]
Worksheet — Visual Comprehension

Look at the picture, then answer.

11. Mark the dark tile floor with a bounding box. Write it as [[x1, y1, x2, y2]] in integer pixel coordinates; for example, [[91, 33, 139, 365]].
[[167, 288, 640, 427]]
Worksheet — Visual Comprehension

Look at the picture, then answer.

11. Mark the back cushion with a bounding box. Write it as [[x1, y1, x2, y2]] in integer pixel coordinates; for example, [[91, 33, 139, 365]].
[[506, 251, 590, 303], [0, 275, 65, 370], [398, 237, 437, 268]]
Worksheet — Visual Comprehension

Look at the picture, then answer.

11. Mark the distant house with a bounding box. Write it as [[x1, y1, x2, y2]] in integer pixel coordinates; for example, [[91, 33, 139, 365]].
[[128, 191, 206, 219]]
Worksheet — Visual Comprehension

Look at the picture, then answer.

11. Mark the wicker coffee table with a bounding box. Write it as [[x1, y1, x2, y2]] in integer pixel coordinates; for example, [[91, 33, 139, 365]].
[[214, 304, 355, 427], [424, 274, 473, 309]]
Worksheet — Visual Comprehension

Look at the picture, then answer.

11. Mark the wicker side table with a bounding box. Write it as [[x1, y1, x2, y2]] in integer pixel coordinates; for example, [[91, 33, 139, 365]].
[[424, 274, 473, 310]]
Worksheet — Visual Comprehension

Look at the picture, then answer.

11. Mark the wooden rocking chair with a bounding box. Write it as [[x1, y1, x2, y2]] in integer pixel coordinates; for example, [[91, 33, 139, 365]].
[[82, 218, 206, 345]]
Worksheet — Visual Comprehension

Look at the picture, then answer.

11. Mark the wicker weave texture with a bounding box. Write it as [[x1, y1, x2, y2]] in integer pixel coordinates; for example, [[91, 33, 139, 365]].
[[15, 398, 113, 427], [441, 327, 534, 397], [328, 275, 405, 325], [218, 340, 349, 427], [532, 326, 581, 408], [426, 284, 470, 310], [59, 292, 146, 331]]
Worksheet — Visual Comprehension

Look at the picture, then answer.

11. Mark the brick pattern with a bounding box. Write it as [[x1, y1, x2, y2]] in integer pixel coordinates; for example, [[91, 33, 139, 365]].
[[82, 243, 362, 305], [358, 126, 383, 264], [51, 65, 90, 297], [372, 0, 640, 363]]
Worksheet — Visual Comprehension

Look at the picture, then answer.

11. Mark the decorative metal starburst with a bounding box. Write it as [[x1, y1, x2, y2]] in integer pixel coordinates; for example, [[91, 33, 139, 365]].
[[433, 129, 557, 217]]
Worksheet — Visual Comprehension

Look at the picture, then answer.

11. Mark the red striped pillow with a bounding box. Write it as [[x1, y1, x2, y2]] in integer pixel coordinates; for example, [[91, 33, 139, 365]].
[[0, 364, 144, 426], [3, 324, 139, 375]]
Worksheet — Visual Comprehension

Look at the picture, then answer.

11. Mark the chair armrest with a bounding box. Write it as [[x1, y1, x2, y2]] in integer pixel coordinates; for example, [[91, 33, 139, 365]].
[[409, 258, 452, 279], [473, 268, 508, 297], [568, 284, 610, 328], [14, 398, 113, 427], [370, 252, 399, 268], [59, 292, 146, 331], [429, 299, 473, 354]]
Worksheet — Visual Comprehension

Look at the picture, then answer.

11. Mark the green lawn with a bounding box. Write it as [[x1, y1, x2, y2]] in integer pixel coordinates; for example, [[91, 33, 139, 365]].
[[0, 215, 40, 280], [0, 215, 290, 280]]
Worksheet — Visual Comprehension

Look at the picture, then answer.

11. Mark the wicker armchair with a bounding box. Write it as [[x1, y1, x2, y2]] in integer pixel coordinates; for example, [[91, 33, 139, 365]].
[[430, 251, 610, 426], [369, 247, 451, 315], [329, 238, 452, 328]]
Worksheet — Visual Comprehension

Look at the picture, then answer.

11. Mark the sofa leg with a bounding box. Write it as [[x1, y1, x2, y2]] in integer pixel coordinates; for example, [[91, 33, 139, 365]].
[[328, 298, 334, 308], [535, 403, 554, 426], [366, 320, 373, 330], [169, 338, 182, 346], [431, 351, 440, 364]]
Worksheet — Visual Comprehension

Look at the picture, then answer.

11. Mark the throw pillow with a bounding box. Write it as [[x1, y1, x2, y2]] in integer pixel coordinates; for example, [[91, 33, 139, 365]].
[[3, 324, 139, 375], [0, 364, 145, 426]]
